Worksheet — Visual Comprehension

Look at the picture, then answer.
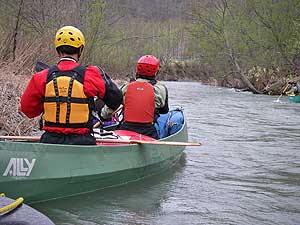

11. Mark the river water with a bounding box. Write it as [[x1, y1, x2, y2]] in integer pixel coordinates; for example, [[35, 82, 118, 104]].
[[33, 82, 300, 225]]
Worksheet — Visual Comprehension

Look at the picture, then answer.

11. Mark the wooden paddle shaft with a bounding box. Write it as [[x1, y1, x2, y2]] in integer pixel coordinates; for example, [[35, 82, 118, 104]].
[[0, 136, 40, 142], [0, 135, 201, 146]]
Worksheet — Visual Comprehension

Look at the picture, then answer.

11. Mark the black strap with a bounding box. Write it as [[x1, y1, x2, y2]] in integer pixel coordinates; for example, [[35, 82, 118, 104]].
[[44, 96, 89, 103], [72, 66, 86, 83], [52, 73, 60, 123], [44, 121, 91, 128], [66, 72, 77, 123], [46, 65, 86, 84]]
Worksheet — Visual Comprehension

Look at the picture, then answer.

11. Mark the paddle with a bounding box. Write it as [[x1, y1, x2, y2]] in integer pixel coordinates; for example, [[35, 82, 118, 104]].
[[35, 61, 49, 72], [276, 83, 289, 102], [0, 135, 201, 146]]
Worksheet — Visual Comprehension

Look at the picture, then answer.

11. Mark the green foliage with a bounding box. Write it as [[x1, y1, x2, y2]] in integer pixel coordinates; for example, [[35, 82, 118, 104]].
[[3, 0, 299, 83], [83, 15, 185, 75], [82, 0, 106, 63], [188, 0, 300, 78]]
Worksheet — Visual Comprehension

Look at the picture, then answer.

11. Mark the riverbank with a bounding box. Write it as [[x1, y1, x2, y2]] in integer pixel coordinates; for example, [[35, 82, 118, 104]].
[[0, 59, 295, 136], [0, 62, 37, 136], [160, 61, 296, 95]]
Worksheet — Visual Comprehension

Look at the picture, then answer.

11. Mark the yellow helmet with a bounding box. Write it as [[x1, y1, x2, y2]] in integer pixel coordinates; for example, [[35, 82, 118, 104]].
[[54, 26, 85, 48]]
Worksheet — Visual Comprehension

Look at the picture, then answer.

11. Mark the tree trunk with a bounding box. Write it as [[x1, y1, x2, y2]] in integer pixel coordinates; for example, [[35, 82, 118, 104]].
[[233, 57, 263, 94], [225, 38, 263, 94], [12, 0, 24, 61]]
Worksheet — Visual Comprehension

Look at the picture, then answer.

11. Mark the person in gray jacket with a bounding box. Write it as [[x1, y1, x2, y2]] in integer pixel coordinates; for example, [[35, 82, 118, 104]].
[[101, 55, 168, 138]]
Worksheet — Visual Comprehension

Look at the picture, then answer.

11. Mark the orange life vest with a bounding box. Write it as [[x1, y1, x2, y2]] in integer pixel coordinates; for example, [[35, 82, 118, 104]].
[[43, 66, 93, 128], [124, 81, 155, 123]]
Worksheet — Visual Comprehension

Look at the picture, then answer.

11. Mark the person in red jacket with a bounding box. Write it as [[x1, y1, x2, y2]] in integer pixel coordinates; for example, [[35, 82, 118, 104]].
[[101, 55, 169, 139], [21, 26, 122, 145]]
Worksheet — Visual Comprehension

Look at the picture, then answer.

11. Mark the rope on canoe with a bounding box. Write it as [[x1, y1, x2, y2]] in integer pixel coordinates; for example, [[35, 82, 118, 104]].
[[0, 193, 24, 214]]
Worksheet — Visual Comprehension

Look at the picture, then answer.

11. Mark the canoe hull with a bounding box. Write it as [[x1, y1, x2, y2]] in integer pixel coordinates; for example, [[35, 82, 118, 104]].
[[288, 95, 300, 103], [0, 120, 187, 203], [1, 152, 182, 203]]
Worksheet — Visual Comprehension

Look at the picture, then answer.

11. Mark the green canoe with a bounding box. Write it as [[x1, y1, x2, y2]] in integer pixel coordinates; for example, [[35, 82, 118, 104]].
[[288, 94, 300, 103], [0, 115, 188, 203]]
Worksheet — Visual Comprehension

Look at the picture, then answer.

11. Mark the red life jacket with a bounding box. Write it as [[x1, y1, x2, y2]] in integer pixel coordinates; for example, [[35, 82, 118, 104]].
[[124, 81, 155, 123]]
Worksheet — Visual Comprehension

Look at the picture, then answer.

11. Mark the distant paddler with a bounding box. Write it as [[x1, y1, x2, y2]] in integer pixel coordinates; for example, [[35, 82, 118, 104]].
[[286, 80, 300, 103], [285, 80, 300, 96]]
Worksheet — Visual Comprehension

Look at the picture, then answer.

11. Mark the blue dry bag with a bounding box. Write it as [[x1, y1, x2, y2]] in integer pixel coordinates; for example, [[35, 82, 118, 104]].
[[155, 109, 184, 139]]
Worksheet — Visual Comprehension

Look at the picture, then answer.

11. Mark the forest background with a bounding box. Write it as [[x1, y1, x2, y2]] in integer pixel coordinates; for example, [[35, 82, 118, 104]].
[[1, 0, 300, 135]]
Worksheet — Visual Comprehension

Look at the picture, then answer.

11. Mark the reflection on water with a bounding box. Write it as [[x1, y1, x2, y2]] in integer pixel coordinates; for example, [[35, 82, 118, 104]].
[[34, 82, 300, 225], [35, 154, 187, 225]]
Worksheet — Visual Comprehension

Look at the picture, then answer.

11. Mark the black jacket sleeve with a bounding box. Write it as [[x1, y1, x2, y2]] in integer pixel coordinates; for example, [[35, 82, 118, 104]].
[[98, 67, 123, 110]]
